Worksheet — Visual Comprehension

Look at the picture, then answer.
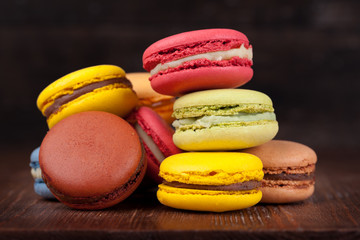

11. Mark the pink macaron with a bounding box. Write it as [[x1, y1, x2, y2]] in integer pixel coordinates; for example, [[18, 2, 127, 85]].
[[143, 28, 253, 96], [130, 107, 182, 183]]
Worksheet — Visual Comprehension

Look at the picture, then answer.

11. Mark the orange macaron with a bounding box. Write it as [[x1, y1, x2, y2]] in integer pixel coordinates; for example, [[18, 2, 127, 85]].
[[127, 72, 175, 124]]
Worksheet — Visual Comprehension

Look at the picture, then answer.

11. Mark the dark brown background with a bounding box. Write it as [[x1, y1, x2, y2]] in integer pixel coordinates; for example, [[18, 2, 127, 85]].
[[1, 0, 359, 151], [1, 2, 360, 238]]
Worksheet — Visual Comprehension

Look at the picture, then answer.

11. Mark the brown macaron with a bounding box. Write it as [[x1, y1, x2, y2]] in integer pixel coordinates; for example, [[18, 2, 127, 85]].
[[242, 140, 317, 203], [39, 111, 146, 210]]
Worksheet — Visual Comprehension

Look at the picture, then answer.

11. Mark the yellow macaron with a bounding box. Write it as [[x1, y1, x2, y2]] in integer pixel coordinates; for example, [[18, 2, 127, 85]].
[[157, 152, 263, 212], [37, 65, 138, 128]]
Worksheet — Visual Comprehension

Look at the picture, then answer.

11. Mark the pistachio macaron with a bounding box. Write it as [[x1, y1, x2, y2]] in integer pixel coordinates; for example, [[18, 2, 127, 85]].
[[172, 89, 279, 151], [37, 65, 138, 128], [157, 152, 264, 212]]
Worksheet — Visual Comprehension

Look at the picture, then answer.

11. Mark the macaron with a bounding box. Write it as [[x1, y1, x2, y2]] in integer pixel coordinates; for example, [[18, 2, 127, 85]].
[[172, 89, 279, 151], [242, 140, 317, 203], [143, 28, 253, 96], [131, 106, 182, 184], [29, 147, 55, 199], [157, 152, 264, 212], [39, 111, 146, 210], [37, 65, 138, 128], [127, 72, 175, 124]]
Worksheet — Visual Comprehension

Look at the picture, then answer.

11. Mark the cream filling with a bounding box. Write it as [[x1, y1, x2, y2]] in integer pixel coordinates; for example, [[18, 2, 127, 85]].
[[31, 168, 42, 180], [172, 112, 276, 129], [150, 44, 253, 76], [135, 123, 166, 163]]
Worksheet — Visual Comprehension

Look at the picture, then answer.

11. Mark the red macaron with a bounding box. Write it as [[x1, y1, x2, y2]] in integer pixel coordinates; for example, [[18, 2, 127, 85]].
[[39, 111, 146, 210], [143, 28, 253, 96], [130, 107, 182, 184]]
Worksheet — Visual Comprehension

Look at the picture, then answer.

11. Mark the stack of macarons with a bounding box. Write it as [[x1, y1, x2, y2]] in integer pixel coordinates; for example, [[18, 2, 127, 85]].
[[32, 64, 182, 209], [142, 28, 317, 211], [31, 28, 317, 212], [142, 29, 279, 151]]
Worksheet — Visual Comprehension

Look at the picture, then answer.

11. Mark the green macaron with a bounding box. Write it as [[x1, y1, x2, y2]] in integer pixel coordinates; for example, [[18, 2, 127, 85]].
[[172, 89, 279, 151]]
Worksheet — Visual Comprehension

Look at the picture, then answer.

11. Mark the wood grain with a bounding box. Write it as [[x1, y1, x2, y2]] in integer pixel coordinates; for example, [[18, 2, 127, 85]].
[[0, 146, 359, 239]]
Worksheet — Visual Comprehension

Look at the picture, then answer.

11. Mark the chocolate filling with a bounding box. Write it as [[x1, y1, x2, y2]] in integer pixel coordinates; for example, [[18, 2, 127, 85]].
[[264, 172, 315, 181], [163, 180, 261, 191], [44, 77, 132, 118]]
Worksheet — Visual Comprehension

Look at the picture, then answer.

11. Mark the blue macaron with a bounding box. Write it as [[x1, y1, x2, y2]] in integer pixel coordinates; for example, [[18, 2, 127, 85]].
[[30, 147, 55, 199]]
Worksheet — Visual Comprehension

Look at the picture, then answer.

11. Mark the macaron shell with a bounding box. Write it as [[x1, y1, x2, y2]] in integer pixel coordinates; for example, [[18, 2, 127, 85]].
[[151, 100, 175, 125], [173, 121, 279, 151], [142, 143, 164, 184], [34, 181, 56, 199], [157, 184, 262, 212], [143, 29, 249, 67], [127, 72, 175, 124], [47, 86, 137, 128], [260, 185, 315, 204], [159, 152, 263, 185], [242, 140, 317, 168], [173, 89, 273, 110], [37, 65, 125, 111], [135, 107, 182, 183], [30, 147, 40, 163], [40, 111, 144, 209], [127, 72, 168, 100], [151, 66, 253, 96]]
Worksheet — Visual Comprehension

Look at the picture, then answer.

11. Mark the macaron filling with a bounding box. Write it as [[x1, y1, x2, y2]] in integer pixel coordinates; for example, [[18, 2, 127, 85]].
[[143, 38, 251, 71], [43, 151, 145, 205], [31, 167, 42, 180], [150, 44, 253, 76], [173, 104, 274, 118], [43, 77, 132, 118], [150, 57, 252, 81], [173, 104, 276, 131], [262, 164, 316, 188], [163, 180, 261, 191], [173, 112, 276, 130], [135, 123, 166, 163], [264, 172, 315, 181]]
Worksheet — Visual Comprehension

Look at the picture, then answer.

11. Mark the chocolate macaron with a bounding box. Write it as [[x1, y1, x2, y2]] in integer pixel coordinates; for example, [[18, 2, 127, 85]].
[[242, 140, 317, 203], [39, 111, 146, 210]]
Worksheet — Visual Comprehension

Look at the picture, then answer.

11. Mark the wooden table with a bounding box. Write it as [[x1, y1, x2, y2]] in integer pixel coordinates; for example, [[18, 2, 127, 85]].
[[1, 145, 359, 239]]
